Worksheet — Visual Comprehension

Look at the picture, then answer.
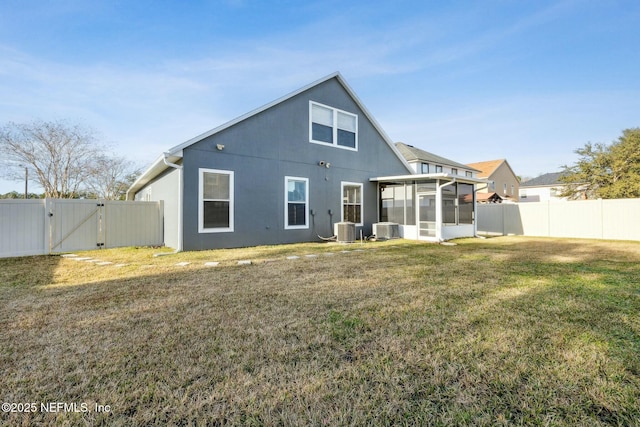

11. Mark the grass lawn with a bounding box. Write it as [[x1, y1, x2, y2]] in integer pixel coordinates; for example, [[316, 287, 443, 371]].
[[1, 236, 639, 426]]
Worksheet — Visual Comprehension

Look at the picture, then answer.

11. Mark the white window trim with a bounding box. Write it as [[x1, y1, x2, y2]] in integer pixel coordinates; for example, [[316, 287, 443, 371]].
[[198, 168, 234, 233], [341, 181, 364, 226], [284, 176, 309, 230], [309, 101, 358, 151]]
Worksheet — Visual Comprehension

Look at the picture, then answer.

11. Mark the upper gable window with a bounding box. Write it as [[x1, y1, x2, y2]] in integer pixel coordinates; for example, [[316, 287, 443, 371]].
[[310, 101, 358, 150]]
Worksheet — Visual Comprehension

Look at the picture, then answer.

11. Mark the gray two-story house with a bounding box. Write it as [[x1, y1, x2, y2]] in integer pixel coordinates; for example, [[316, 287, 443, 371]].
[[127, 72, 482, 250]]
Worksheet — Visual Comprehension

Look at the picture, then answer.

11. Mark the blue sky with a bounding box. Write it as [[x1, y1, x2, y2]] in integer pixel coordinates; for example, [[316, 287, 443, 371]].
[[1, 0, 639, 193]]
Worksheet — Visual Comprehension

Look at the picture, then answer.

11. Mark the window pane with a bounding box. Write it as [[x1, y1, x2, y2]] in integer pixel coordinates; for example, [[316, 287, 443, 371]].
[[416, 181, 436, 192], [442, 183, 456, 224], [203, 201, 230, 228], [421, 163, 429, 174], [287, 180, 306, 202], [419, 195, 436, 222], [442, 199, 456, 224], [312, 123, 333, 143], [405, 184, 415, 225], [343, 205, 361, 223], [288, 203, 306, 226], [344, 185, 360, 203], [312, 104, 333, 126], [442, 184, 456, 198], [203, 173, 229, 200], [337, 129, 356, 148], [458, 183, 474, 224], [337, 112, 356, 132]]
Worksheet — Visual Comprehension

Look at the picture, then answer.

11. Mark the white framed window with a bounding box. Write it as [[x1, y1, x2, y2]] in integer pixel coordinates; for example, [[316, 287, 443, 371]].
[[341, 182, 363, 226], [451, 168, 458, 175], [309, 101, 358, 150], [199, 168, 234, 233], [435, 165, 443, 173], [421, 163, 429, 174], [285, 176, 309, 229]]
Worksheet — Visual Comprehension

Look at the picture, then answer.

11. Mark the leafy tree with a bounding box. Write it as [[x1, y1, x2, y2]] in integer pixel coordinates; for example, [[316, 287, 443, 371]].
[[560, 128, 640, 199], [0, 120, 140, 199], [0, 191, 44, 199]]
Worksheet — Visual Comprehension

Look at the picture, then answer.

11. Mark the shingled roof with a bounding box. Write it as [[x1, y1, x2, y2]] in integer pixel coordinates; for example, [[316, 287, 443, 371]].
[[521, 172, 565, 187], [466, 159, 506, 178], [395, 142, 480, 172]]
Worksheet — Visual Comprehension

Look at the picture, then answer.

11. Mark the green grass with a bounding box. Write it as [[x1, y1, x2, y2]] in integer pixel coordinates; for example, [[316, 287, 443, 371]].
[[1, 237, 639, 426]]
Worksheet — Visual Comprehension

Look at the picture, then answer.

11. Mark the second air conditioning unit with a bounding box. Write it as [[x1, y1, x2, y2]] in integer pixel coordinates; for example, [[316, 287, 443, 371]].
[[373, 222, 400, 240]]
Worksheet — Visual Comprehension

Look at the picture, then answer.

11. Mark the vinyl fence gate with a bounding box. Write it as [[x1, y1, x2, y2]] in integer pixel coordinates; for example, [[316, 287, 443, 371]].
[[0, 199, 164, 258]]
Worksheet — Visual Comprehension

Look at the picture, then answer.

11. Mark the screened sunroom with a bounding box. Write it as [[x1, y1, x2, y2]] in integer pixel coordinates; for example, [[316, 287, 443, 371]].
[[370, 173, 486, 242]]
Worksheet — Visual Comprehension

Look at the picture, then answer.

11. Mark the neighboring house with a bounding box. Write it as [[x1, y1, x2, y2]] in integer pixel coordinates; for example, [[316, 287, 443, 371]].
[[519, 172, 569, 202], [127, 72, 483, 250], [466, 159, 519, 202], [395, 143, 480, 178]]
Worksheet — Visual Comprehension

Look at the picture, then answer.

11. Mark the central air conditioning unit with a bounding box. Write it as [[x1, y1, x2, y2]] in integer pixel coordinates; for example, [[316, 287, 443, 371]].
[[335, 222, 356, 243], [373, 222, 400, 240]]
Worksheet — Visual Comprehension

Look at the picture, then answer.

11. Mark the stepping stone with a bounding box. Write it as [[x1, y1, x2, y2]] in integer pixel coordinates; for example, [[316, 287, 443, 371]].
[[286, 256, 300, 260], [73, 257, 93, 261], [114, 264, 128, 268], [305, 254, 318, 258], [354, 249, 365, 252], [204, 261, 220, 267], [96, 261, 113, 266], [324, 252, 334, 256], [61, 254, 78, 258], [237, 260, 252, 265], [176, 262, 190, 267], [341, 250, 351, 254]]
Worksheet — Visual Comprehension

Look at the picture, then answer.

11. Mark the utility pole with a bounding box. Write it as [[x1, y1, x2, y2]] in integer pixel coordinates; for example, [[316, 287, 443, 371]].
[[24, 167, 28, 199]]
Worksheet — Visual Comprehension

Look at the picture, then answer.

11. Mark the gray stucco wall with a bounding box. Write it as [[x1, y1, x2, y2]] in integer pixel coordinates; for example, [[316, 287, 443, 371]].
[[180, 77, 410, 250]]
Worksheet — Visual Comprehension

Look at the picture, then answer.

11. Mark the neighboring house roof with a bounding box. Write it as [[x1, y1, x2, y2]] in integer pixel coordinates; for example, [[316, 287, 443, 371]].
[[476, 192, 503, 203], [466, 159, 512, 179], [521, 172, 565, 187], [395, 142, 480, 172], [127, 72, 412, 199]]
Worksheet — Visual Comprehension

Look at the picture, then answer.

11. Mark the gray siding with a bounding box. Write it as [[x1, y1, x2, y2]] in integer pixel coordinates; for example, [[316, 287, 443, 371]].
[[181, 77, 409, 250]]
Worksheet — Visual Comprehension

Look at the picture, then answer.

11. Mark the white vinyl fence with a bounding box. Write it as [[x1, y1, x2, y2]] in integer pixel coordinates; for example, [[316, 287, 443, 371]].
[[0, 199, 164, 258], [477, 199, 640, 241]]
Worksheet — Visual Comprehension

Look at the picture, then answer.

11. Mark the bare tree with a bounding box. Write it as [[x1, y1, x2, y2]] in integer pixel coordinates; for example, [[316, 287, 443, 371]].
[[0, 120, 103, 198], [85, 154, 141, 200]]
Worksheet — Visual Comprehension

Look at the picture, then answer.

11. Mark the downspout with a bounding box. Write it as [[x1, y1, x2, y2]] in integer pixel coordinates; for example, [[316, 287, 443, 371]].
[[163, 152, 183, 253], [437, 179, 456, 242]]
